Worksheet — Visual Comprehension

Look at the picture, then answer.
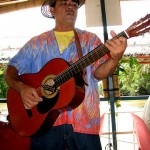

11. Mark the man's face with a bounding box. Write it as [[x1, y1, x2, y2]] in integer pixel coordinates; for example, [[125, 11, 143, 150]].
[[51, 0, 79, 26]]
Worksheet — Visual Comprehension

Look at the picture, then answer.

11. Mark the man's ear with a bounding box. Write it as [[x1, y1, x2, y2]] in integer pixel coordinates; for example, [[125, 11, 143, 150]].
[[50, 7, 55, 17]]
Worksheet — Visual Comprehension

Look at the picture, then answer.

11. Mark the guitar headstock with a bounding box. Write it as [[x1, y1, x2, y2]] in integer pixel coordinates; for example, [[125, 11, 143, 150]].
[[125, 14, 150, 38]]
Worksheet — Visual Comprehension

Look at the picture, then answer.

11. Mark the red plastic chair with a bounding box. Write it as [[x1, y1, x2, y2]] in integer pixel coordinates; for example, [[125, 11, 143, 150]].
[[0, 121, 30, 150], [131, 113, 150, 150]]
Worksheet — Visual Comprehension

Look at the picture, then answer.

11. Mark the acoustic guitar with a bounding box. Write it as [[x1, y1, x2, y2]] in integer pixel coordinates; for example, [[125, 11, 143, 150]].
[[7, 14, 150, 137]]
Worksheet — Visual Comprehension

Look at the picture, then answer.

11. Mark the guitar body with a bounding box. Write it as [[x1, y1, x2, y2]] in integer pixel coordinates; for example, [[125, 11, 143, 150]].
[[7, 58, 85, 137]]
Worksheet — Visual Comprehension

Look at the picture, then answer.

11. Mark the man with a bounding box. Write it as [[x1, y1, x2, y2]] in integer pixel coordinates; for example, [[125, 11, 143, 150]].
[[5, 0, 127, 149]]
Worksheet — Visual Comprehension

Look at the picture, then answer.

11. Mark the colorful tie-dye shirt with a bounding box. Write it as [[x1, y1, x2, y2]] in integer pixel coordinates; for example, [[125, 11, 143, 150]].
[[9, 28, 109, 134]]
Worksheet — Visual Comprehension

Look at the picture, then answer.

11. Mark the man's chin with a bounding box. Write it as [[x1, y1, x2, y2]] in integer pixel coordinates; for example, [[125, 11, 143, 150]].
[[65, 18, 76, 25]]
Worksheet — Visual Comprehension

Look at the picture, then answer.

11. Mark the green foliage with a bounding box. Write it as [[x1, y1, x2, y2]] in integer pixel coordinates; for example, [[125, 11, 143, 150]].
[[98, 81, 104, 96], [0, 65, 8, 98], [117, 56, 150, 96]]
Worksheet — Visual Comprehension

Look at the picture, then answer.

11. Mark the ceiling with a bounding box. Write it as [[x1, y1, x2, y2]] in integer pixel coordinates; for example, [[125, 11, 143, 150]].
[[0, 0, 44, 14], [0, 0, 145, 15]]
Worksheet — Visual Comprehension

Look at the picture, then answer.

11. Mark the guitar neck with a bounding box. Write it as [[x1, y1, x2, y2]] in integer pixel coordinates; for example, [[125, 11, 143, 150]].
[[54, 31, 128, 88]]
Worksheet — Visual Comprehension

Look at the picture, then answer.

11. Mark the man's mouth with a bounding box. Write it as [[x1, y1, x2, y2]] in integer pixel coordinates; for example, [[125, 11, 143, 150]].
[[66, 11, 75, 17]]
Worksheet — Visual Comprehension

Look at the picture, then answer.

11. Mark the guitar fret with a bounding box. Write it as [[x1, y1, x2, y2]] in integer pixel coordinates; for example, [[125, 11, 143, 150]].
[[76, 59, 86, 72], [62, 72, 68, 82], [54, 67, 75, 87], [73, 64, 82, 74], [80, 57, 87, 69], [117, 31, 128, 39]]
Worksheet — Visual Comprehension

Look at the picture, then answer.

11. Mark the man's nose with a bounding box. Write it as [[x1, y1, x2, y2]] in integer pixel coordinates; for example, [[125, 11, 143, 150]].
[[67, 3, 73, 9]]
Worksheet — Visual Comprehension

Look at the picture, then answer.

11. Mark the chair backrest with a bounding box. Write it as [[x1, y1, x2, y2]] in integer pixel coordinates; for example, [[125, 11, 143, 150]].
[[131, 113, 150, 150]]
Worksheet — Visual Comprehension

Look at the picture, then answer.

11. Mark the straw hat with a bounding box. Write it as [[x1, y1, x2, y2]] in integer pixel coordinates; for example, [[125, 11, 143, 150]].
[[41, 0, 86, 18]]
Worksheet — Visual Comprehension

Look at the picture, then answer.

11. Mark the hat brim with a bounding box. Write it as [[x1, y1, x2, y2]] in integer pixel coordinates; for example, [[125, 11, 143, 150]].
[[41, 0, 86, 18]]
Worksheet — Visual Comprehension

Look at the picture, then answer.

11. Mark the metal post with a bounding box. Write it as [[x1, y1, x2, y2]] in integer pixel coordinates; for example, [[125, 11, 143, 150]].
[[100, 0, 117, 149]]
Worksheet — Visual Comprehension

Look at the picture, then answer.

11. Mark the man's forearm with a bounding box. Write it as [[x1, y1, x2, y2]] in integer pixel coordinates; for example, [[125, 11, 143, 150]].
[[5, 65, 24, 93], [94, 58, 119, 80]]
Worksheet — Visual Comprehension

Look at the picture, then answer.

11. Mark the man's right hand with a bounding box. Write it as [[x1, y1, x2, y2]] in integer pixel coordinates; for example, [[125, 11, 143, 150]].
[[18, 83, 43, 109], [5, 65, 42, 110]]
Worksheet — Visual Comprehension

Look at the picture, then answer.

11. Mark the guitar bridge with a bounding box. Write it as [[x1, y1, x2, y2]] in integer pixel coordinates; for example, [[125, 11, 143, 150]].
[[41, 84, 56, 93]]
